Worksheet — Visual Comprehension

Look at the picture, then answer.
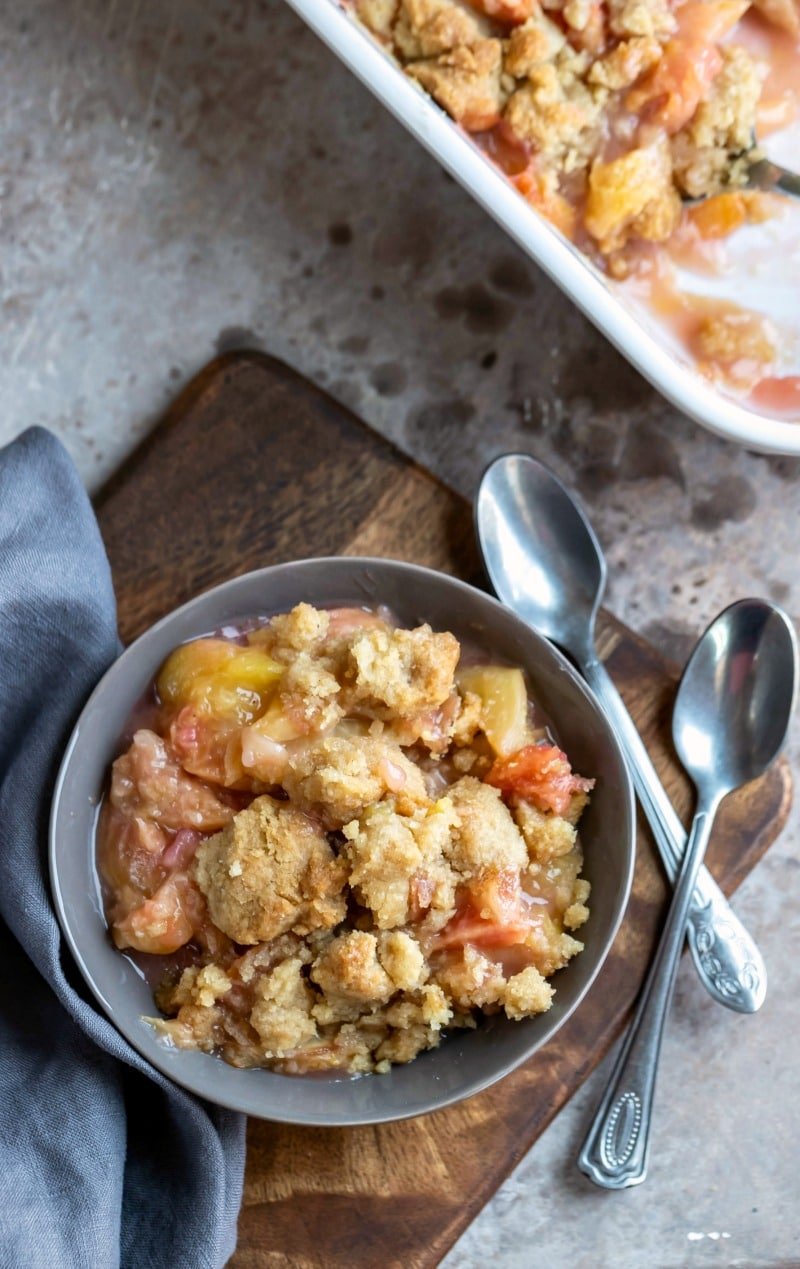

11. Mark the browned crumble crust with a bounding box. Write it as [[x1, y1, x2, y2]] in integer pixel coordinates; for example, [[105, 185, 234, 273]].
[[104, 603, 595, 1075], [353, 0, 769, 254]]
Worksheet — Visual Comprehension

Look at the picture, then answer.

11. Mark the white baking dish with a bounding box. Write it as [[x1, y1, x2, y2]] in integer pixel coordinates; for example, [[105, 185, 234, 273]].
[[284, 0, 800, 454]]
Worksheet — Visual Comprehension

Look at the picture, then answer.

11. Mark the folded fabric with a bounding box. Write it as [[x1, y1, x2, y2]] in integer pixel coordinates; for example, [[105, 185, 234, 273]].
[[0, 428, 246, 1269]]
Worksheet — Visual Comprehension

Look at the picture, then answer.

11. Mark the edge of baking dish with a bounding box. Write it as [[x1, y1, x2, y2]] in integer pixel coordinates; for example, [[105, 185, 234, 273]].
[[285, 0, 800, 455]]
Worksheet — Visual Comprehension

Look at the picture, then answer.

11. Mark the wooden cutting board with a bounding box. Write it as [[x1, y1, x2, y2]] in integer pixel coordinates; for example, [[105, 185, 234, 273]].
[[95, 351, 792, 1269]]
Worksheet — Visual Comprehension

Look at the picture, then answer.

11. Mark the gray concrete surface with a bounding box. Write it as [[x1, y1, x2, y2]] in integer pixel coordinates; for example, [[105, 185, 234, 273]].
[[1, 1, 798, 1264]]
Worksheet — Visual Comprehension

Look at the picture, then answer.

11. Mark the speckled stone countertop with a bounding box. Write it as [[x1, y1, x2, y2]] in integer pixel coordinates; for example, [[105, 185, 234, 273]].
[[2, 2, 798, 1264]]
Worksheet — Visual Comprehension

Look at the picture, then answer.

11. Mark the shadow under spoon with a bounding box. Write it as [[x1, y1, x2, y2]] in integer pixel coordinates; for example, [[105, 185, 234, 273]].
[[476, 453, 767, 1014], [578, 598, 797, 1187]]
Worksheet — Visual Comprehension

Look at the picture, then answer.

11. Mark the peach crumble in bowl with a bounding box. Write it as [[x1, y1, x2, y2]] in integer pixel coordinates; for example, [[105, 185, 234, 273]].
[[50, 559, 634, 1125]]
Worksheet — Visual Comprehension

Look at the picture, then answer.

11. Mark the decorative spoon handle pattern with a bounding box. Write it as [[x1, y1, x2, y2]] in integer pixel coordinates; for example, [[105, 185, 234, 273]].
[[578, 809, 717, 1188]]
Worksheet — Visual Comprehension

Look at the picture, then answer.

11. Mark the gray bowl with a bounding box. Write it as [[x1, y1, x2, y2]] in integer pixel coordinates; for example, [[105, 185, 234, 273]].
[[50, 557, 635, 1126]]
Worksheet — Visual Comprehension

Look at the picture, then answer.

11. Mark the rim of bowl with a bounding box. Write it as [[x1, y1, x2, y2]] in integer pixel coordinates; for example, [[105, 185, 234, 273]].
[[49, 557, 636, 1124]]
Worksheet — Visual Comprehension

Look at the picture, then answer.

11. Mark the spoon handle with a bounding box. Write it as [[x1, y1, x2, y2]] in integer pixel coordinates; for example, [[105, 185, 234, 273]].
[[578, 806, 716, 1188], [582, 658, 766, 1014]]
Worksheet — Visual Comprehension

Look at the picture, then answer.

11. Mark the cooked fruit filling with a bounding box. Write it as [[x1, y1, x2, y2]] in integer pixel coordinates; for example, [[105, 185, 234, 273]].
[[99, 604, 595, 1075], [349, 0, 800, 395]]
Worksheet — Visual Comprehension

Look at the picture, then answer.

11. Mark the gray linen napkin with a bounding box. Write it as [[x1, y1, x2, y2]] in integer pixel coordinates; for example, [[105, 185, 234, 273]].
[[0, 428, 246, 1269]]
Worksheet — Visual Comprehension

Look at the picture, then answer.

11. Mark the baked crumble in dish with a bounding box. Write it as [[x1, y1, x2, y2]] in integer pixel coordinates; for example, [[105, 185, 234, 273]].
[[98, 603, 595, 1075], [350, 0, 800, 407]]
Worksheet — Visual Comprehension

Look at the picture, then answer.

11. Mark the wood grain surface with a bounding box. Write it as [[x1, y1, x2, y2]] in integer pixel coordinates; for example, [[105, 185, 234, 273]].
[[95, 351, 792, 1269]]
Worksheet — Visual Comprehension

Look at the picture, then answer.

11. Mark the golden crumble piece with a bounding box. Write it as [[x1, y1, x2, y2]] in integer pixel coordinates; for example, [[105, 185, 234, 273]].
[[379, 930, 428, 990], [233, 934, 311, 986], [418, 982, 453, 1029], [587, 36, 661, 90], [344, 804, 425, 928], [377, 986, 453, 1060], [514, 799, 578, 863], [349, 623, 461, 717], [375, 1023, 443, 1064], [585, 136, 681, 253], [164, 967, 200, 1010], [249, 958, 318, 1055], [523, 915, 585, 975], [502, 965, 554, 1019], [410, 800, 461, 914], [320, 1021, 389, 1073], [344, 800, 456, 928], [407, 41, 506, 131], [451, 690, 483, 746], [558, 43, 593, 82], [629, 186, 683, 245], [311, 931, 395, 1004], [564, 878, 592, 930], [279, 652, 343, 732], [504, 12, 566, 77], [563, 0, 594, 30], [573, 874, 592, 906], [436, 945, 507, 1009], [260, 602, 331, 661], [413, 794, 459, 849], [383, 987, 450, 1031], [504, 53, 603, 175], [559, 930, 585, 962], [607, 0, 676, 39], [283, 733, 429, 828], [311, 996, 363, 1026], [193, 795, 347, 943], [694, 310, 777, 364], [452, 746, 482, 774], [671, 47, 763, 199], [446, 776, 528, 876], [394, 0, 488, 58], [192, 964, 233, 1008], [156, 965, 224, 1015], [151, 1004, 220, 1051], [356, 0, 400, 37], [542, 842, 587, 913], [692, 309, 778, 386], [415, 691, 462, 753]]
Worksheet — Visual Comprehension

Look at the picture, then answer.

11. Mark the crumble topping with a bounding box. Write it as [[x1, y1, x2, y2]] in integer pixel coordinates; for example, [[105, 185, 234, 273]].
[[101, 604, 595, 1075], [353, 0, 775, 269]]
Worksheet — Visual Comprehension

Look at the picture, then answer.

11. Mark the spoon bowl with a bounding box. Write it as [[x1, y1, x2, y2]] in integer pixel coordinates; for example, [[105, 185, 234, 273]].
[[673, 599, 798, 806], [477, 454, 606, 662]]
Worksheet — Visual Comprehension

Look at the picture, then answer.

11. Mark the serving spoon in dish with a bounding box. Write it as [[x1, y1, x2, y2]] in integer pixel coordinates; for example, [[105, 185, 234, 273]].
[[477, 453, 767, 1014], [579, 598, 797, 1187], [686, 155, 800, 202], [738, 156, 800, 199]]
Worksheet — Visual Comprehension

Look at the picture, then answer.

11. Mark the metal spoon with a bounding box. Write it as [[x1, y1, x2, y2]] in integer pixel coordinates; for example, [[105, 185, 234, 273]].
[[741, 158, 800, 200], [683, 155, 800, 202], [579, 599, 797, 1188], [732, 156, 800, 200], [476, 453, 766, 1014]]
